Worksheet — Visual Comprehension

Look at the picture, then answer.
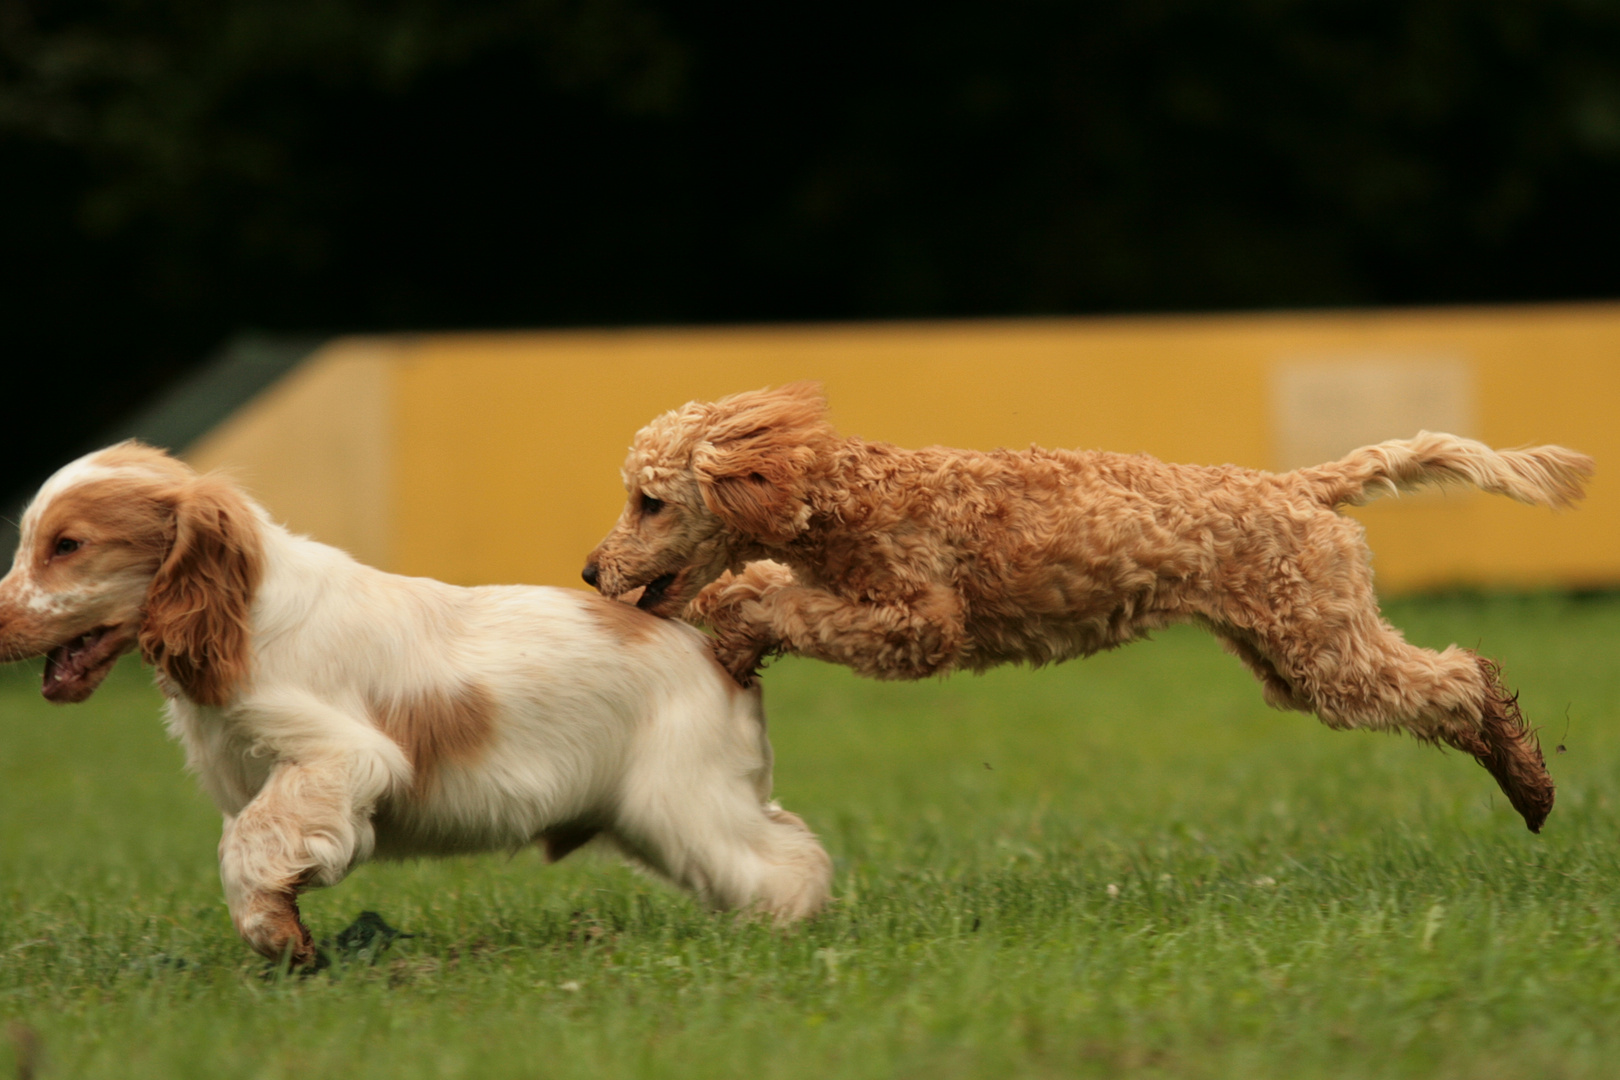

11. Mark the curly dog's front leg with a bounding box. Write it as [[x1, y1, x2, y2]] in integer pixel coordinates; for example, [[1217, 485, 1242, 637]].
[[687, 564, 794, 685], [690, 564, 966, 682]]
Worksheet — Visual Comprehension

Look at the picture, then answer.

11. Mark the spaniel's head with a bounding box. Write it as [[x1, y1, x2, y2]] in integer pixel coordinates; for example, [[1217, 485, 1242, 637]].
[[0, 443, 263, 706], [583, 383, 836, 617]]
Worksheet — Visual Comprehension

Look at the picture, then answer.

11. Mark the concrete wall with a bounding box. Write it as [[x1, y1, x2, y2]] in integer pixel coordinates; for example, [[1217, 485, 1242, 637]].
[[180, 304, 1620, 594]]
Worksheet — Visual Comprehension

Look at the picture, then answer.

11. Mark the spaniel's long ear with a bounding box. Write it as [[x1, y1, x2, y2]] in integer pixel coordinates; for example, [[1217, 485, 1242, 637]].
[[691, 382, 834, 544], [139, 474, 264, 707]]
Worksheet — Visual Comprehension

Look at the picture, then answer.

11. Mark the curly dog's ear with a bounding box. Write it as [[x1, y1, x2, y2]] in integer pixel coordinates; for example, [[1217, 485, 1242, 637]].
[[692, 383, 833, 544], [139, 475, 264, 706]]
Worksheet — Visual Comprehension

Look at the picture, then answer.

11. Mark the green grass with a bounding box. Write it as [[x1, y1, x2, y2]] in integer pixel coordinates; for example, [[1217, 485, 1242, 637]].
[[5, 592, 1620, 1078]]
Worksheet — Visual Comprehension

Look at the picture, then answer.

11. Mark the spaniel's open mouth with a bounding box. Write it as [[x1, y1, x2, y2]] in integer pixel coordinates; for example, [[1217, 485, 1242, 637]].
[[43, 626, 130, 704]]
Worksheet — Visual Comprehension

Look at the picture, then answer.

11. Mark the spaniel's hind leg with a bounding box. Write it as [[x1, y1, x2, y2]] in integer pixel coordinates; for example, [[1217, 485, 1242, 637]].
[[1233, 610, 1553, 832], [608, 684, 832, 922], [608, 785, 833, 923]]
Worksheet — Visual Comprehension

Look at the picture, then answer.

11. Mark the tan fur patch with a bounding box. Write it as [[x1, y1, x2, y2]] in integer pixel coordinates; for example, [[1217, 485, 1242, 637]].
[[582, 593, 660, 644], [31, 476, 175, 573], [374, 683, 497, 796], [138, 473, 265, 706]]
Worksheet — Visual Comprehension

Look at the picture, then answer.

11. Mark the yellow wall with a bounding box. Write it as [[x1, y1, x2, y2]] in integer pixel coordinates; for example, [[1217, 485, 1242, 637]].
[[184, 304, 1620, 594], [186, 340, 399, 569]]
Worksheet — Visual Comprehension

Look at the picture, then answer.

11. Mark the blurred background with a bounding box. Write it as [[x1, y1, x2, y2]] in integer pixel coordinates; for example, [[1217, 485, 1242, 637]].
[[4, 0, 1618, 589]]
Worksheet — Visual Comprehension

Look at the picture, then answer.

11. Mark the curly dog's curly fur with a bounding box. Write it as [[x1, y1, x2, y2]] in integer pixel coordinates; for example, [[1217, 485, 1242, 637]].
[[585, 382, 1593, 832]]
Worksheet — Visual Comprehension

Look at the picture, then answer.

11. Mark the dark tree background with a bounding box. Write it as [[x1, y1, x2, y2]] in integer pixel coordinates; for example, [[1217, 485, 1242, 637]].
[[4, 0, 1620, 490]]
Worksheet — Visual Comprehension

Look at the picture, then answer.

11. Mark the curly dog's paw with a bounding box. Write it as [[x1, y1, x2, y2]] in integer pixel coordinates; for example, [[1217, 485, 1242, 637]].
[[734, 560, 797, 592], [684, 571, 737, 624], [705, 594, 781, 685], [687, 562, 793, 621], [687, 562, 795, 685]]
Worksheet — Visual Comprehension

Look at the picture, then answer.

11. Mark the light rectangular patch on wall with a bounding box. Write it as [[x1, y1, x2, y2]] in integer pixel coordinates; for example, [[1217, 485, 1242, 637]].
[[1269, 357, 1477, 473]]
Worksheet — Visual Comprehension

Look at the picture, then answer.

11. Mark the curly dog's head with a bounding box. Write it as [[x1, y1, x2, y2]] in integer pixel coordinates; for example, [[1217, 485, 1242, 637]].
[[584, 382, 834, 617]]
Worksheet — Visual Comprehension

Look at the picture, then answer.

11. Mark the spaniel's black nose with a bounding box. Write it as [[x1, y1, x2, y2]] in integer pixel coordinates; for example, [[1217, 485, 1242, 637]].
[[581, 564, 600, 588]]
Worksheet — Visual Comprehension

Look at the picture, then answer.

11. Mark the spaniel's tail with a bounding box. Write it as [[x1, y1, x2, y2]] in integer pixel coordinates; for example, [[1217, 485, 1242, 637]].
[[1298, 431, 1593, 510]]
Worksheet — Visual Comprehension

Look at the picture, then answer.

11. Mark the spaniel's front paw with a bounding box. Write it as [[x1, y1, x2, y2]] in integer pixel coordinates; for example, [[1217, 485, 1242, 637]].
[[235, 889, 321, 970]]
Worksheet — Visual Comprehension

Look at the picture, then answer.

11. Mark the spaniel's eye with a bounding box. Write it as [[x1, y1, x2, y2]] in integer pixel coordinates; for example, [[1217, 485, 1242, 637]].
[[640, 495, 665, 516], [53, 537, 81, 557]]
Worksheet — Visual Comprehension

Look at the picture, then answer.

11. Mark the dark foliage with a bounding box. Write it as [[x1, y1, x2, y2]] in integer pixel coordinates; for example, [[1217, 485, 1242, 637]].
[[3, 0, 1619, 489]]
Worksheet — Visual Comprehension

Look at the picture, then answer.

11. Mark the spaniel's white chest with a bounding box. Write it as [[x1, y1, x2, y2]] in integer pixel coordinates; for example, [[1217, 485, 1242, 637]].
[[164, 698, 276, 816]]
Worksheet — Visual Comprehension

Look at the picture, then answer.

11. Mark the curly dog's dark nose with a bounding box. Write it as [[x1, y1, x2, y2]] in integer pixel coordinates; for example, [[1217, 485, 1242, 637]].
[[581, 564, 600, 588]]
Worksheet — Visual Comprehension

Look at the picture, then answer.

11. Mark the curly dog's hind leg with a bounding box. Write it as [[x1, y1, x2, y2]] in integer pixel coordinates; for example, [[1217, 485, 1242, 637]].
[[1436, 656, 1554, 834], [1233, 615, 1553, 833], [1214, 629, 1311, 713]]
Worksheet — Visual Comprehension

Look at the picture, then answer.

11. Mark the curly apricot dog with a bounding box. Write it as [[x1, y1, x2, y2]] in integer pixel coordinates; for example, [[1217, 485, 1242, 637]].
[[584, 383, 1593, 833]]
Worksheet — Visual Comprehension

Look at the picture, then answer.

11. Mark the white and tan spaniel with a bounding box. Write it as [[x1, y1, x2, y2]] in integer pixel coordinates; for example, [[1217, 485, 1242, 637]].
[[0, 443, 830, 966]]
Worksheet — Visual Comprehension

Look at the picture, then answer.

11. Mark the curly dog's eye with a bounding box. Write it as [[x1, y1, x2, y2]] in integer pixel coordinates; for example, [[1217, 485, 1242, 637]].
[[640, 494, 665, 516], [53, 537, 81, 557]]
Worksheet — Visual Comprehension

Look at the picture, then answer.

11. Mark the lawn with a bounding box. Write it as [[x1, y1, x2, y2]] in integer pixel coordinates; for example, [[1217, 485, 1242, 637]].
[[3, 592, 1620, 1078]]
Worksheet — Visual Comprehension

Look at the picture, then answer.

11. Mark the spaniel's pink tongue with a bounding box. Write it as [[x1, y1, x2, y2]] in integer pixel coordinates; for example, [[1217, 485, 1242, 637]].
[[41, 628, 124, 704]]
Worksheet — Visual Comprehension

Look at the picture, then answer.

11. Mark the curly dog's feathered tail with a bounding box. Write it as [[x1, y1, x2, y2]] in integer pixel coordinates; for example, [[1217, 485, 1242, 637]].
[[1298, 431, 1593, 510]]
